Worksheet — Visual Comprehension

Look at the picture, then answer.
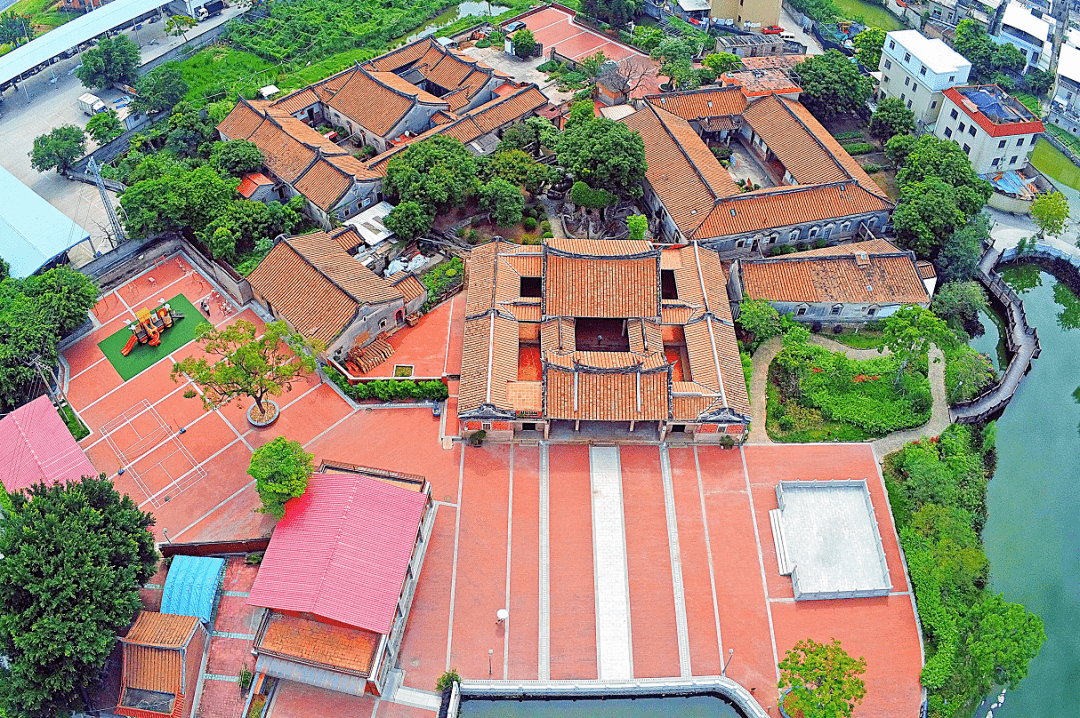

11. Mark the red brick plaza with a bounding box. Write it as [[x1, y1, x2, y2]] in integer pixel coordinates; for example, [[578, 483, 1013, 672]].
[[62, 258, 922, 718]]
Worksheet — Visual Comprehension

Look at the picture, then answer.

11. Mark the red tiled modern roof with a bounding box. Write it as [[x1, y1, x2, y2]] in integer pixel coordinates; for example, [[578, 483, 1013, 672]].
[[325, 66, 442, 137], [124, 612, 199, 648], [119, 612, 198, 697], [292, 158, 354, 212], [270, 87, 320, 115], [237, 172, 273, 199], [258, 612, 379, 675], [544, 355, 670, 421], [794, 238, 902, 257], [943, 85, 1045, 137], [247, 472, 429, 635], [644, 86, 749, 120], [740, 251, 931, 305], [0, 395, 97, 495], [390, 272, 426, 305]]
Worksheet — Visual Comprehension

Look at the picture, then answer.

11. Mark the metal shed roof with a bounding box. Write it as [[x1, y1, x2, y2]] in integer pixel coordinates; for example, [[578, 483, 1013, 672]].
[[160, 555, 226, 624], [0, 165, 90, 278], [0, 395, 97, 495], [0, 0, 168, 86]]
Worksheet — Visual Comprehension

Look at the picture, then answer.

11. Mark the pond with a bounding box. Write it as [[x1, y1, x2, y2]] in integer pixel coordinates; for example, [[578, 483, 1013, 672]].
[[973, 268, 1080, 717], [830, 0, 905, 31], [461, 695, 744, 718], [405, 1, 510, 42]]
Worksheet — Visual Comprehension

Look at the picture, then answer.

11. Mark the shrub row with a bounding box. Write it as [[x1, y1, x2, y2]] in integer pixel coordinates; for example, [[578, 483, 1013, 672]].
[[842, 142, 875, 155], [420, 257, 463, 312], [327, 364, 448, 402]]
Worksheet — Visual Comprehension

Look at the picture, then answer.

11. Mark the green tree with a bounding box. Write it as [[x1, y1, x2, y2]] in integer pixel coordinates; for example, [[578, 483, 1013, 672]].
[[1030, 190, 1070, 239], [884, 132, 918, 166], [29, 125, 86, 174], [200, 199, 302, 263], [132, 62, 189, 115], [86, 109, 123, 144], [966, 593, 1046, 691], [172, 319, 324, 416], [778, 638, 867, 718], [892, 177, 973, 257], [852, 27, 887, 69], [1025, 69, 1054, 97], [121, 165, 238, 239], [496, 116, 559, 154], [937, 215, 989, 282], [512, 28, 537, 57], [162, 100, 217, 158], [0, 11, 32, 46], [631, 24, 664, 52], [627, 214, 647, 241], [164, 13, 196, 41], [880, 305, 954, 381], [75, 35, 140, 89], [582, 0, 638, 27], [932, 281, 988, 333], [210, 139, 265, 177], [703, 52, 741, 76], [479, 177, 525, 226], [580, 50, 608, 77], [896, 136, 991, 213], [0, 476, 158, 718], [868, 97, 916, 141], [22, 266, 99, 334], [650, 36, 695, 67], [556, 115, 646, 200], [0, 256, 9, 281], [796, 50, 873, 119], [386, 135, 478, 213], [661, 57, 700, 90], [954, 19, 995, 76], [737, 298, 783, 351], [383, 200, 433, 241], [564, 99, 597, 131], [993, 42, 1025, 72], [484, 149, 555, 195], [569, 180, 617, 211], [247, 436, 314, 519]]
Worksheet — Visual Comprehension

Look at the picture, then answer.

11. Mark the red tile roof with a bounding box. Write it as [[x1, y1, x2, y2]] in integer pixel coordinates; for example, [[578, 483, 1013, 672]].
[[247, 472, 429, 635], [0, 395, 97, 495], [643, 86, 749, 119], [740, 251, 931, 305], [124, 612, 199, 648], [324, 66, 442, 137], [237, 172, 273, 198], [120, 612, 199, 697], [258, 612, 379, 675], [543, 239, 660, 319]]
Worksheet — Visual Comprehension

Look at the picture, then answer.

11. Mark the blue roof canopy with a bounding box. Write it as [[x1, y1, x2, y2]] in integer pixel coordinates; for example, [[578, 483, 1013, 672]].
[[161, 555, 226, 624], [0, 165, 91, 278]]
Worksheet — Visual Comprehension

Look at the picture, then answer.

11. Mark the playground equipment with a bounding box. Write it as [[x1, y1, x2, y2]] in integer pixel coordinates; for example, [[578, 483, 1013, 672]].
[[121, 302, 185, 356]]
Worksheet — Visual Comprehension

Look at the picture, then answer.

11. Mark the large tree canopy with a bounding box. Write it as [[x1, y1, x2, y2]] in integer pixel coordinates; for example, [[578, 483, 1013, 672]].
[[385, 135, 478, 213], [131, 62, 189, 116], [868, 97, 916, 142], [75, 35, 140, 89], [893, 177, 978, 258], [796, 50, 873, 119], [120, 165, 239, 239], [895, 135, 992, 212], [556, 115, 646, 200], [582, 0, 637, 27], [29, 125, 86, 174], [0, 477, 158, 717], [852, 27, 886, 69], [778, 638, 867, 718]]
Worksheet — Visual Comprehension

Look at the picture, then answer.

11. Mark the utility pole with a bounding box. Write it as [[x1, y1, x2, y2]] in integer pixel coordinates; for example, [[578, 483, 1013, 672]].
[[89, 156, 125, 248]]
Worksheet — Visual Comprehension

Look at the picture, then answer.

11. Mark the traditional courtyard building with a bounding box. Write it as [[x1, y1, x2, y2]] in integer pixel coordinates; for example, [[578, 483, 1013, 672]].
[[458, 238, 751, 443], [623, 87, 894, 255]]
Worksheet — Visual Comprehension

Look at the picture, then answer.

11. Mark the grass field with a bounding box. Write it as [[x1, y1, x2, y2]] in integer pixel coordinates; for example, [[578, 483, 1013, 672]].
[[1032, 135, 1080, 191], [831, 0, 905, 31], [97, 295, 208, 381]]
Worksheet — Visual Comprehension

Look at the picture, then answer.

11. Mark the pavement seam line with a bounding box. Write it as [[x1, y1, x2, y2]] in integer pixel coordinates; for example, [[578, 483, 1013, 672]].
[[82, 378, 196, 453], [302, 406, 359, 450], [171, 478, 255, 542], [538, 442, 550, 681], [739, 446, 782, 684], [503, 443, 514, 680], [692, 445, 725, 667], [589, 446, 634, 680], [660, 446, 693, 677], [445, 445, 465, 671]]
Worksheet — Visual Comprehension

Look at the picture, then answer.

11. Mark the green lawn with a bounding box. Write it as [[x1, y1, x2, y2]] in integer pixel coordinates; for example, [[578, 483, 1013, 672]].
[[58, 403, 89, 441], [830, 328, 885, 350], [97, 295, 208, 381], [830, 0, 905, 31], [1013, 92, 1042, 115], [1031, 136, 1080, 191]]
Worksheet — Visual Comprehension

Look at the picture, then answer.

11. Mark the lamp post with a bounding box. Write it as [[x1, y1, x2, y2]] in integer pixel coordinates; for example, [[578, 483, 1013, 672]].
[[488, 649, 494, 676], [722, 647, 734, 676]]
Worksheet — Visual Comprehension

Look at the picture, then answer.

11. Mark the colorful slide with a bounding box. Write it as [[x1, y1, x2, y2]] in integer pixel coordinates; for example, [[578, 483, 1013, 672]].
[[120, 333, 139, 356], [121, 303, 185, 356]]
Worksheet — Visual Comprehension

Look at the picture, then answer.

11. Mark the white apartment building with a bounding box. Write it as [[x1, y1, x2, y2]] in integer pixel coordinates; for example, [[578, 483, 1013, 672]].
[[1049, 39, 1080, 133], [934, 85, 1044, 174], [878, 30, 972, 126], [991, 1, 1053, 72]]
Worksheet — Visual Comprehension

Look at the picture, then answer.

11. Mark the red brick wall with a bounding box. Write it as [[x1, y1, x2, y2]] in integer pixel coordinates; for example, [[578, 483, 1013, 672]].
[[181, 624, 208, 718]]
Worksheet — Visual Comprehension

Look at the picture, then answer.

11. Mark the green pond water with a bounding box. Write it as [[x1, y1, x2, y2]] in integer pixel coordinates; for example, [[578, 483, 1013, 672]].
[[830, 0, 905, 31], [969, 269, 1080, 717], [461, 695, 743, 718], [406, 1, 509, 42]]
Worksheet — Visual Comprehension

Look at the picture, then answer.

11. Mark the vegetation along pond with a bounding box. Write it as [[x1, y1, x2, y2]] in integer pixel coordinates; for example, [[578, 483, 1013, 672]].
[[461, 695, 743, 718], [970, 267, 1080, 717], [407, 1, 510, 42]]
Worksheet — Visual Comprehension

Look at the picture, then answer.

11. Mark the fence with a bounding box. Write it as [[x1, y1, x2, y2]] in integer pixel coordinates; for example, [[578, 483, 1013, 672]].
[[160, 537, 271, 558], [68, 110, 170, 181]]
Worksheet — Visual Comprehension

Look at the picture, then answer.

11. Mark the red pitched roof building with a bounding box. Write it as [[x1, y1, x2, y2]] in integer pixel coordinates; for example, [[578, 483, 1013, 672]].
[[116, 612, 207, 718], [459, 238, 751, 443], [247, 468, 435, 696], [0, 395, 97, 496]]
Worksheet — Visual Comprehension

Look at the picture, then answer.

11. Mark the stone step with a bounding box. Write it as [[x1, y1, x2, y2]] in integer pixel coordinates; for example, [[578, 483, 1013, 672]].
[[769, 508, 792, 576]]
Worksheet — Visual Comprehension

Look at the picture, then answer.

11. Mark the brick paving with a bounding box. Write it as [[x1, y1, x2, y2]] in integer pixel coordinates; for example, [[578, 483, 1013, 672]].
[[195, 557, 260, 718]]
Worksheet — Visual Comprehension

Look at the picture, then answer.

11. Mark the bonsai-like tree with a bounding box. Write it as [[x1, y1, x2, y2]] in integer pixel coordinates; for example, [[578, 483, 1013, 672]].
[[778, 638, 867, 718], [165, 13, 196, 41], [248, 436, 314, 519], [172, 319, 324, 416]]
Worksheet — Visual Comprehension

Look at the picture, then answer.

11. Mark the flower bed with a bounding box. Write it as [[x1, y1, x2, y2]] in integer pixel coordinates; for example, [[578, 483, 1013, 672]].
[[327, 364, 448, 402]]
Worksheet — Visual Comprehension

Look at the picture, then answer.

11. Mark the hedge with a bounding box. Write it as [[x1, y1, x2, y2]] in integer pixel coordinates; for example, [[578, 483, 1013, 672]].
[[327, 364, 448, 402], [421, 257, 464, 312], [842, 142, 875, 155]]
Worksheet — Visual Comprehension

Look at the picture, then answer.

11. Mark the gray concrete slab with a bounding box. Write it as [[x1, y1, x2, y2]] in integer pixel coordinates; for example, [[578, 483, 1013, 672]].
[[774, 480, 891, 599]]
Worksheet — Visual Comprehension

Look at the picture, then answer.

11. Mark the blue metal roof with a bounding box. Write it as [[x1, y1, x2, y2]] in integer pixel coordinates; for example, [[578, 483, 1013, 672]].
[[0, 165, 91, 278], [161, 555, 226, 624]]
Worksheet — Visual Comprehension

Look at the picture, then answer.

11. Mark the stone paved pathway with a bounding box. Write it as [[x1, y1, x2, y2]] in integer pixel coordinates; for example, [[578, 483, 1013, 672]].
[[746, 333, 949, 456]]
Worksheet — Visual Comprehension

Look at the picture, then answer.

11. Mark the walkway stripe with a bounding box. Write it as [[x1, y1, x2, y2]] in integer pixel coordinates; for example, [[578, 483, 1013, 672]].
[[538, 443, 550, 681], [223, 590, 250, 598], [445, 446, 465, 671], [503, 443, 514, 680], [659, 447, 692, 677], [212, 631, 256, 640], [588, 446, 633, 681], [202, 674, 238, 683], [693, 446, 725, 664], [739, 447, 781, 684], [392, 687, 441, 711]]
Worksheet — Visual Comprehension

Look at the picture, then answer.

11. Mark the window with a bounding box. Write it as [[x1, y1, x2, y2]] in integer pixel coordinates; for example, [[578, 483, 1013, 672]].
[[968, 125, 977, 137], [944, 127, 953, 138], [789, 229, 800, 242], [1011, 155, 1019, 164], [482, 422, 492, 431], [931, 101, 937, 109], [992, 158, 1000, 166], [830, 304, 842, 316], [796, 306, 808, 317], [520, 276, 542, 297], [901, 93, 906, 101], [809, 226, 819, 237], [949, 74, 955, 82], [963, 143, 971, 154], [920, 65, 927, 76], [866, 306, 878, 317], [841, 221, 851, 233], [1017, 137, 1025, 146], [958, 122, 965, 132], [736, 239, 745, 248], [884, 59, 892, 69], [660, 270, 678, 300], [904, 52, 911, 62], [998, 139, 1007, 148], [950, 108, 958, 120], [905, 76, 911, 86], [907, 100, 913, 109], [889, 40, 895, 50]]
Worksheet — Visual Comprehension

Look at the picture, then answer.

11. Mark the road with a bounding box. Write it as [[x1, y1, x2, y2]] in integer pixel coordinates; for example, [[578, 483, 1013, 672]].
[[0, 5, 246, 265]]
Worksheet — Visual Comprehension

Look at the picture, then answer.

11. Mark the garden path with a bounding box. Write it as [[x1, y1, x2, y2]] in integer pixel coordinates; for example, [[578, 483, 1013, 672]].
[[746, 334, 949, 455]]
